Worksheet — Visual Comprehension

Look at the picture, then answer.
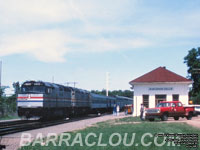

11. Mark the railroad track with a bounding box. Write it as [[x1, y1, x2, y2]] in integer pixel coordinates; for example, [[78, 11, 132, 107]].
[[0, 119, 70, 136], [0, 113, 109, 136], [0, 120, 36, 128]]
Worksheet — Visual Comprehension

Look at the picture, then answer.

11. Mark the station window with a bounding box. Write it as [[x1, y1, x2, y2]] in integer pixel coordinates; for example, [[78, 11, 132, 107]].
[[173, 94, 179, 101], [143, 95, 149, 108], [155, 95, 166, 106]]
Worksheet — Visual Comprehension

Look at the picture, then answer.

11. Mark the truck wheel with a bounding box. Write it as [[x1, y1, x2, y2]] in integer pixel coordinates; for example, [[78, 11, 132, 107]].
[[149, 118, 155, 121], [174, 117, 179, 120], [186, 113, 192, 120], [161, 114, 168, 121]]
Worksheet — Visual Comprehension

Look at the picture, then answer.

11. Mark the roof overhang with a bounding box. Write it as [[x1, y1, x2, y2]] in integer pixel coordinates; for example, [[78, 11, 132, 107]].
[[129, 81, 193, 86]]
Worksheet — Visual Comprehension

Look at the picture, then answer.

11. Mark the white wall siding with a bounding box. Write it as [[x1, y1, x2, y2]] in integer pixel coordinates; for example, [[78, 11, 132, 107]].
[[132, 83, 190, 116]]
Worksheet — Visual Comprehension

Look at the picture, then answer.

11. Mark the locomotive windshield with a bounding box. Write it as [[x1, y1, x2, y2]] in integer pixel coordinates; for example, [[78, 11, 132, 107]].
[[21, 82, 46, 94]]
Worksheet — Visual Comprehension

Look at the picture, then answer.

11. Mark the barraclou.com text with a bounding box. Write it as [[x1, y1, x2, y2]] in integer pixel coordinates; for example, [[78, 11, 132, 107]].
[[20, 132, 177, 147]]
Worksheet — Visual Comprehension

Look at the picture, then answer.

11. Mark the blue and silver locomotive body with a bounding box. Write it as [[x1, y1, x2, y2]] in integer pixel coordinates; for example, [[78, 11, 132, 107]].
[[17, 81, 133, 119]]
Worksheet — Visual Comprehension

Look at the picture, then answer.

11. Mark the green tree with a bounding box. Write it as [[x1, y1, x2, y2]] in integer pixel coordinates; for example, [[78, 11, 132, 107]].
[[91, 89, 133, 98], [6, 95, 17, 114], [0, 85, 17, 117], [13, 81, 20, 95], [184, 47, 200, 103], [0, 88, 5, 116]]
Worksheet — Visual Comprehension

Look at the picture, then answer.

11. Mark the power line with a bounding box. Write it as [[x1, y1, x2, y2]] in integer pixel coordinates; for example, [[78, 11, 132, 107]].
[[64, 82, 78, 88]]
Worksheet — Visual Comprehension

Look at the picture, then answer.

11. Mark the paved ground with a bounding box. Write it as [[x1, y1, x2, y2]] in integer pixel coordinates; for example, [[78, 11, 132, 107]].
[[0, 113, 128, 150], [0, 119, 20, 123], [1, 114, 200, 150], [165, 116, 200, 129], [145, 116, 200, 129]]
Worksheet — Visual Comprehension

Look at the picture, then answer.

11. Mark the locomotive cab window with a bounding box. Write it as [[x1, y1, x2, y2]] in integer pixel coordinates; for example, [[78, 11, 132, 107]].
[[21, 83, 45, 93]]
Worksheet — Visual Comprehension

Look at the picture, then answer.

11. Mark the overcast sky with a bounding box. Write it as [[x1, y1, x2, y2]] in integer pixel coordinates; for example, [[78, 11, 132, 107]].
[[0, 0, 200, 93]]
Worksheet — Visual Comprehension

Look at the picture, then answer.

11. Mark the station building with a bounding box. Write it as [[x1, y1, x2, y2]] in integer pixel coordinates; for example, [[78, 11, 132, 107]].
[[129, 67, 192, 116]]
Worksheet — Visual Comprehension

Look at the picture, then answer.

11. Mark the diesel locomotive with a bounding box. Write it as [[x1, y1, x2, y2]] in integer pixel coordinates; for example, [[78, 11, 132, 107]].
[[17, 81, 133, 119]]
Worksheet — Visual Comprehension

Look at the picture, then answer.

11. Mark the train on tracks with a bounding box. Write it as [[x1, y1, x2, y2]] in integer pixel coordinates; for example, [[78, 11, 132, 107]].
[[17, 81, 133, 119]]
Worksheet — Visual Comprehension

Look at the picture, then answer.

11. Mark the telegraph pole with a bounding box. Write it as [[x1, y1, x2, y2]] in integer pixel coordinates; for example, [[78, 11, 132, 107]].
[[52, 76, 54, 83], [106, 72, 109, 96], [0, 61, 2, 89], [65, 82, 78, 88], [73, 82, 77, 88]]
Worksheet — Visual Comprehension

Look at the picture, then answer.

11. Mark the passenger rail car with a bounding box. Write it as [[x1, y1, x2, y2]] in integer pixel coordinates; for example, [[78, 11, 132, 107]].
[[115, 95, 133, 110], [17, 81, 133, 119]]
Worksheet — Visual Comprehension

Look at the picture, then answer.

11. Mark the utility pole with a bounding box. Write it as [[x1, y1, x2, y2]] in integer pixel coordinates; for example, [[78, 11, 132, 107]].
[[52, 76, 54, 83], [65, 82, 78, 88], [0, 61, 2, 89], [106, 72, 109, 96], [73, 82, 77, 88]]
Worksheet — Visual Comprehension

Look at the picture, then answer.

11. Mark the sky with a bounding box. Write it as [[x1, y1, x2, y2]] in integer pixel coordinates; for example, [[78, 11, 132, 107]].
[[0, 0, 200, 94]]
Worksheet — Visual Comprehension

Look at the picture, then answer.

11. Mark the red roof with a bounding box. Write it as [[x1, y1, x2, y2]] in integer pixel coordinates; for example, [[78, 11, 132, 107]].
[[129, 67, 192, 84]]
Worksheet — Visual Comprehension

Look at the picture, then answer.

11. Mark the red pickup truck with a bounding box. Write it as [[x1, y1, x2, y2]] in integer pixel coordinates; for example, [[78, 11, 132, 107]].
[[145, 101, 194, 121]]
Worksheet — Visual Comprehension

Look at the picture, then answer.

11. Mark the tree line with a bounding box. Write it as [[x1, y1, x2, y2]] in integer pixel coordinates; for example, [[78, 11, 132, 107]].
[[0, 89, 17, 118], [91, 89, 133, 98]]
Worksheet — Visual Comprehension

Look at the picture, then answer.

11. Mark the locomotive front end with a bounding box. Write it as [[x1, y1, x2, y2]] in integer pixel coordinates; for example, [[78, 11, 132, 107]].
[[17, 81, 45, 119]]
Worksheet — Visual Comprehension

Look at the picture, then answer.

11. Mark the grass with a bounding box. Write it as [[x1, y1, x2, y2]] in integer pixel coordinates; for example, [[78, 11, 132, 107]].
[[0, 115, 19, 120], [115, 116, 141, 122], [20, 117, 200, 150]]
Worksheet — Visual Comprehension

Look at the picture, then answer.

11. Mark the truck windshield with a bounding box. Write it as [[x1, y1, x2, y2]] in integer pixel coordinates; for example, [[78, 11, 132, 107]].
[[156, 103, 171, 107], [21, 85, 45, 93]]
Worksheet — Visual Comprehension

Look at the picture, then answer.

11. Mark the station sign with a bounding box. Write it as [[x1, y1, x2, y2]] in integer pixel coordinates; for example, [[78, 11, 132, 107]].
[[149, 87, 173, 91]]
